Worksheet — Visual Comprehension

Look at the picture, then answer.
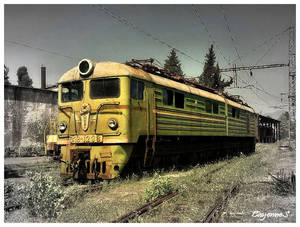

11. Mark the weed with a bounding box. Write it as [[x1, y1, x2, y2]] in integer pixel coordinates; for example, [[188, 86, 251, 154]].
[[144, 173, 174, 202], [20, 171, 67, 219]]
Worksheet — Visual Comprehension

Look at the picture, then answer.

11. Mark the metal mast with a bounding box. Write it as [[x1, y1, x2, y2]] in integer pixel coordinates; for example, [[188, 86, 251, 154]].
[[288, 26, 296, 147]]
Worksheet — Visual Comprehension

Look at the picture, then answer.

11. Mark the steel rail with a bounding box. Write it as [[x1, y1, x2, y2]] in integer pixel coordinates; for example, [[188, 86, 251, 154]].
[[112, 190, 179, 223], [4, 204, 21, 212], [202, 184, 240, 223]]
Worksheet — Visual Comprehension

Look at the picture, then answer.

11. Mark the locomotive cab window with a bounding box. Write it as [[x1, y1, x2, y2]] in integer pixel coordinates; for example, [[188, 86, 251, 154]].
[[163, 89, 173, 106], [90, 78, 120, 99], [130, 79, 144, 100], [61, 81, 83, 102], [175, 92, 184, 108]]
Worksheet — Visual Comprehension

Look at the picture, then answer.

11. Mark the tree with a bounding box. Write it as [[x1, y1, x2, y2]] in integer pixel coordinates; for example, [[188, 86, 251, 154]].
[[199, 45, 216, 88], [4, 64, 11, 85], [211, 63, 233, 91], [164, 49, 184, 76], [17, 66, 33, 87], [199, 45, 232, 92]]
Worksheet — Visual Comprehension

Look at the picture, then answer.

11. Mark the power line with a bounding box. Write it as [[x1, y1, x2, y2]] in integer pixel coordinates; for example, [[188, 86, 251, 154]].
[[230, 27, 290, 64], [254, 86, 281, 99], [220, 63, 287, 100], [219, 5, 253, 86], [5, 40, 80, 61], [192, 5, 231, 65], [255, 34, 283, 65], [250, 87, 273, 106], [219, 6, 283, 104], [219, 6, 281, 98], [93, 5, 204, 65]]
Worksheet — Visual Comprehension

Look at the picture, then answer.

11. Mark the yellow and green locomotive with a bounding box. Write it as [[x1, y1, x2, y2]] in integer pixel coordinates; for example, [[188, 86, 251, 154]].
[[57, 59, 257, 180]]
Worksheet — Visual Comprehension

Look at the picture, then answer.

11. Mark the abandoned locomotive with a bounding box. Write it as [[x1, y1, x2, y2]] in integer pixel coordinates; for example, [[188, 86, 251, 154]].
[[56, 59, 257, 180]]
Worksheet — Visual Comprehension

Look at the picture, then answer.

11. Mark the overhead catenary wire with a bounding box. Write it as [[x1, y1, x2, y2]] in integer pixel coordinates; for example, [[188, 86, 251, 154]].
[[5, 40, 80, 61], [94, 5, 205, 66], [5, 6, 286, 110], [230, 27, 290, 64], [255, 34, 283, 65], [192, 5, 232, 66], [219, 5, 253, 85], [219, 5, 282, 102]]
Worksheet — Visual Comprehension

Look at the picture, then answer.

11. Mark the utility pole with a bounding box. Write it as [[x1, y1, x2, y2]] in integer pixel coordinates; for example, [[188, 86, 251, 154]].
[[288, 26, 296, 149]]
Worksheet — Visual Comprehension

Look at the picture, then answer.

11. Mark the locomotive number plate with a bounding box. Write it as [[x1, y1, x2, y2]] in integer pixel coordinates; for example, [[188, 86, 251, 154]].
[[70, 135, 103, 144]]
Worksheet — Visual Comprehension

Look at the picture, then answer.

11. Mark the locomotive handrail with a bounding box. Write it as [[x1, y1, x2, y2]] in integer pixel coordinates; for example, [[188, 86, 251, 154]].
[[94, 102, 120, 134], [58, 105, 73, 119]]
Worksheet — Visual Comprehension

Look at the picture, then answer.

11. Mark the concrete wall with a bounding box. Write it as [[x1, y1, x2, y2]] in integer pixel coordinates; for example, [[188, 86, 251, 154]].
[[4, 85, 58, 152]]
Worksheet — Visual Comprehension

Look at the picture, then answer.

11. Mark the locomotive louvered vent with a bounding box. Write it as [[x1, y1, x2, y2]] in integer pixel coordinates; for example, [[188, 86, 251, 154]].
[[78, 59, 95, 78]]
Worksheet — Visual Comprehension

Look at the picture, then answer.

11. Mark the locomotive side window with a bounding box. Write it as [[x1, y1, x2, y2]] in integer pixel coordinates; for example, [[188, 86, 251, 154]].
[[232, 107, 236, 118], [231, 107, 240, 118], [205, 100, 212, 113], [90, 78, 120, 99], [213, 102, 219, 114], [175, 92, 184, 108], [236, 109, 240, 118], [163, 89, 173, 106], [61, 81, 83, 102], [130, 79, 144, 100]]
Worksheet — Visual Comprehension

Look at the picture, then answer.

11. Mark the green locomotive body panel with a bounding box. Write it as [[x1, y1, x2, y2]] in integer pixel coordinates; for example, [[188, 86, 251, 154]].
[[151, 84, 256, 137]]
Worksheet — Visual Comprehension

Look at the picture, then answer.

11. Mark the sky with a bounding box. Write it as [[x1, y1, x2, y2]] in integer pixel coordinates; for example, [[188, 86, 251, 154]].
[[4, 4, 295, 115]]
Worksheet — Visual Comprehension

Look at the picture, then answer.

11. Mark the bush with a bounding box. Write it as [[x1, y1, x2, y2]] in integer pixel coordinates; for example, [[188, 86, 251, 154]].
[[4, 147, 16, 158], [18, 145, 45, 157], [4, 180, 17, 207], [144, 173, 174, 202], [22, 171, 67, 219]]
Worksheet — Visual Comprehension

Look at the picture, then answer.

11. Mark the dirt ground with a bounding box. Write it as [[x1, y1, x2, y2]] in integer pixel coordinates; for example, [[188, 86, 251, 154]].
[[4, 140, 296, 223]]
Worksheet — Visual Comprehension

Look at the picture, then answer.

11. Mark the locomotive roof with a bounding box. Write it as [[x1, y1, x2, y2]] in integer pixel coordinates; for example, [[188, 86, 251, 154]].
[[58, 61, 255, 113]]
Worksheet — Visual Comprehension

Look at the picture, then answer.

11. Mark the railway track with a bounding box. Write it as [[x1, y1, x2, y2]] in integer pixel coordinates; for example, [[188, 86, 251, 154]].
[[112, 190, 179, 223], [4, 204, 22, 212], [202, 184, 240, 223], [4, 163, 59, 179]]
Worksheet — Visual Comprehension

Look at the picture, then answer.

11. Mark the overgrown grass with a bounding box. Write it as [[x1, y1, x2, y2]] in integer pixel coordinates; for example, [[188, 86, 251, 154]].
[[7, 142, 282, 223], [129, 143, 281, 222]]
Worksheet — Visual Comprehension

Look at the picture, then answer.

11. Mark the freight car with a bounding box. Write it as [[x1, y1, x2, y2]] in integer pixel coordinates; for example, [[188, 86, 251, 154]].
[[57, 59, 257, 180]]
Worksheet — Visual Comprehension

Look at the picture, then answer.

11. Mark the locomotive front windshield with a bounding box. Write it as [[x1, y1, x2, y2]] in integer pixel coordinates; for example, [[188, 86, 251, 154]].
[[90, 78, 120, 99], [61, 81, 83, 102]]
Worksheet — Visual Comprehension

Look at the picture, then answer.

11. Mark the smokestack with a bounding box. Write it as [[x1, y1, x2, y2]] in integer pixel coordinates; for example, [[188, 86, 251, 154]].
[[41, 65, 46, 89]]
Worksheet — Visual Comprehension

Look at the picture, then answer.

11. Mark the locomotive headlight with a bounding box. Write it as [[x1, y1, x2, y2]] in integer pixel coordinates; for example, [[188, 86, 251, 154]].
[[108, 118, 118, 130], [59, 122, 67, 133]]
